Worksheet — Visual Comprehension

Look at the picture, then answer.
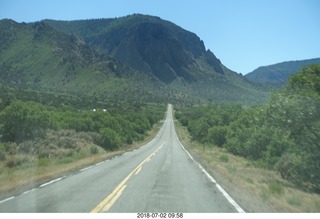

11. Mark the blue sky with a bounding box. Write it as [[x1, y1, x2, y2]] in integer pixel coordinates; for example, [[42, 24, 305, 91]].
[[1, 0, 319, 74]]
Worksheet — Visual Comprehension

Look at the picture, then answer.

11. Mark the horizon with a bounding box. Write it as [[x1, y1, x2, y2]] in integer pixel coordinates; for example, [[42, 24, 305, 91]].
[[1, 0, 319, 74]]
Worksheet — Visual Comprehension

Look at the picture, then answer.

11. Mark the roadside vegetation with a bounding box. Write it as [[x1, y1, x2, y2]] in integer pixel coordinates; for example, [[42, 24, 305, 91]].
[[0, 91, 166, 194], [175, 64, 320, 212]]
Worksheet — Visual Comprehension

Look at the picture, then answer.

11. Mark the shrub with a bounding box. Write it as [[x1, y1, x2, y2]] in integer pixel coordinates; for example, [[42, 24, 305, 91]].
[[90, 146, 99, 155], [0, 100, 51, 142], [0, 143, 5, 161], [207, 126, 227, 147], [5, 155, 28, 168], [99, 128, 121, 150], [4, 142, 18, 155]]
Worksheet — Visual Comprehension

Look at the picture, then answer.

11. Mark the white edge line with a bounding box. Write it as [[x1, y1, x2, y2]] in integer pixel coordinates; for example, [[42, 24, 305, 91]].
[[0, 196, 15, 204], [39, 177, 63, 188], [95, 161, 104, 166], [80, 166, 93, 172], [216, 184, 245, 213], [22, 188, 37, 195], [176, 135, 245, 213]]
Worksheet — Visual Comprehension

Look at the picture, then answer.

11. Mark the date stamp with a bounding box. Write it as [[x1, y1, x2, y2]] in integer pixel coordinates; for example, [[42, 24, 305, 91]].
[[137, 213, 183, 218]]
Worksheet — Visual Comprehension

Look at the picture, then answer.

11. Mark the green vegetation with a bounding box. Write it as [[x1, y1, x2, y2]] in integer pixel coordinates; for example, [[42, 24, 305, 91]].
[[0, 17, 271, 105], [176, 64, 320, 193], [0, 80, 166, 193], [245, 58, 320, 85], [0, 88, 166, 168]]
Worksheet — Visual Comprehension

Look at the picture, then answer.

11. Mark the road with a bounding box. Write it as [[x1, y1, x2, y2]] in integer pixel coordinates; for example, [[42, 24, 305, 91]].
[[0, 104, 244, 213]]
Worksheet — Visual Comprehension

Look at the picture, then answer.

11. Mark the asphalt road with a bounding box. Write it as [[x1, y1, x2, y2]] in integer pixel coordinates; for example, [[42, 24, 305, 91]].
[[0, 104, 244, 213]]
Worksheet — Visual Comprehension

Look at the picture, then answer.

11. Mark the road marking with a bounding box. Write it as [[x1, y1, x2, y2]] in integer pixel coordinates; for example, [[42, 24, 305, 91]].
[[91, 142, 165, 213], [39, 177, 63, 188], [80, 166, 93, 172], [22, 188, 37, 195], [95, 161, 104, 166], [101, 185, 127, 212], [0, 196, 15, 204], [175, 129, 245, 213], [216, 184, 245, 213], [135, 166, 142, 175]]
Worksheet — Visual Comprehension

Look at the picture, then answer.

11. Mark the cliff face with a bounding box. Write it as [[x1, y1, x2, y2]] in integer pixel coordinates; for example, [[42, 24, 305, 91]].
[[45, 14, 225, 83]]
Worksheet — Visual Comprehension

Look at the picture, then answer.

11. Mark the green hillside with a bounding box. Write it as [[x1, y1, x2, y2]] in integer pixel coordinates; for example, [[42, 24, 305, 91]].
[[0, 15, 271, 105], [45, 14, 270, 105], [245, 58, 320, 85], [0, 19, 172, 103]]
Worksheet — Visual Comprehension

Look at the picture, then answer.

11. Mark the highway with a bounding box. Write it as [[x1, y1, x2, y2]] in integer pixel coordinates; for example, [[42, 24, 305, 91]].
[[0, 104, 244, 213]]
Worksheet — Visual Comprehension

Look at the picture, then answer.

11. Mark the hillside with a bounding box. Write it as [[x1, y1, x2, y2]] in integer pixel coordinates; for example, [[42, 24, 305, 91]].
[[245, 58, 320, 85], [45, 14, 270, 105], [0, 15, 270, 105], [0, 19, 168, 103], [45, 14, 225, 83]]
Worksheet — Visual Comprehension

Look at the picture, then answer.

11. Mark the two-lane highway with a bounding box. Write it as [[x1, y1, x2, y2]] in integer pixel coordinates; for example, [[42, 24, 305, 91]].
[[0, 104, 244, 213]]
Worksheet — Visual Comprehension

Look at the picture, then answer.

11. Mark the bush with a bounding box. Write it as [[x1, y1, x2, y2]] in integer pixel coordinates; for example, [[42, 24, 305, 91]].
[[0, 143, 5, 161], [99, 128, 121, 151], [5, 155, 28, 168], [90, 146, 99, 154], [4, 142, 18, 155], [0, 100, 51, 142], [207, 126, 227, 147], [275, 153, 300, 180]]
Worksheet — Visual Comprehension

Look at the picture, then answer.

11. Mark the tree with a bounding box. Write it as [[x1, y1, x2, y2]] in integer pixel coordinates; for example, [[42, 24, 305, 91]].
[[267, 64, 320, 191], [0, 100, 51, 142], [99, 127, 121, 151], [207, 126, 227, 147]]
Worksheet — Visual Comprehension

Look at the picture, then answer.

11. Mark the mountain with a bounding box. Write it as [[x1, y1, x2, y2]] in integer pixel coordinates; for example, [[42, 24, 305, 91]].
[[44, 14, 226, 84], [0, 15, 270, 105], [0, 18, 167, 103], [245, 58, 320, 85], [44, 14, 269, 104]]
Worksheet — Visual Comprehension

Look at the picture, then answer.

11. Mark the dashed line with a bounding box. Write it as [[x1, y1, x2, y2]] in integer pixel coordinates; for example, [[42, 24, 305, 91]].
[[95, 161, 104, 166], [0, 196, 15, 204], [39, 177, 63, 188], [22, 188, 37, 195], [80, 166, 93, 172]]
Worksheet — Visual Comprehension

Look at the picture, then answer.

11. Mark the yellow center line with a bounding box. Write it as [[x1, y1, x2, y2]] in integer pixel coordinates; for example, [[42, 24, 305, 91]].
[[101, 185, 127, 212], [91, 142, 165, 213], [134, 166, 142, 175]]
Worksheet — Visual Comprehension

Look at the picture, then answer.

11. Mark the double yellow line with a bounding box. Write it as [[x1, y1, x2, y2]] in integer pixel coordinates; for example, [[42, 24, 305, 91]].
[[91, 142, 165, 213]]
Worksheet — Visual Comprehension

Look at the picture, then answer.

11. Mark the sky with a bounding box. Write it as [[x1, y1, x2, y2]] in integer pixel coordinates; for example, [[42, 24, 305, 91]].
[[0, 0, 319, 74]]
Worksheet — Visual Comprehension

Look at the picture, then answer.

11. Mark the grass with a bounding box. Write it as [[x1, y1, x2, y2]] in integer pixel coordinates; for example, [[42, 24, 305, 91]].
[[287, 197, 302, 207], [174, 119, 320, 212], [268, 182, 284, 195], [38, 158, 50, 167], [218, 154, 229, 162]]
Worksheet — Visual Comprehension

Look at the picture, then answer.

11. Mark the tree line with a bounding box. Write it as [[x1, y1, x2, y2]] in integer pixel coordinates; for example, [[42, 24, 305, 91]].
[[0, 100, 165, 150], [176, 64, 320, 192]]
